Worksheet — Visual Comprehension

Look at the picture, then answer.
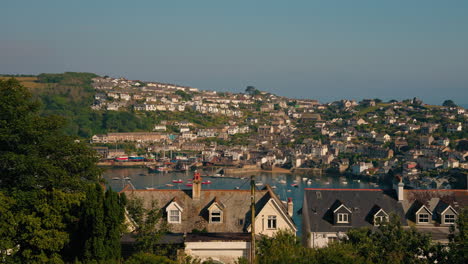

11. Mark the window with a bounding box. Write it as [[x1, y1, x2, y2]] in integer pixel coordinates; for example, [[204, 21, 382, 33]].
[[169, 210, 180, 223], [374, 215, 388, 226], [267, 215, 277, 229], [418, 213, 430, 223], [337, 213, 349, 223], [210, 209, 222, 223], [444, 214, 455, 224]]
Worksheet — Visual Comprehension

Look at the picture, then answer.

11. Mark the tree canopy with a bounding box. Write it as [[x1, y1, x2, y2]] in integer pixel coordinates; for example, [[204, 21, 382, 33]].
[[0, 78, 125, 263]]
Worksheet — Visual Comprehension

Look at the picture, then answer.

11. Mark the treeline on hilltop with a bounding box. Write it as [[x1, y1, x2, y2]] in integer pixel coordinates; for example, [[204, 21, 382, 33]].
[[4, 72, 229, 138]]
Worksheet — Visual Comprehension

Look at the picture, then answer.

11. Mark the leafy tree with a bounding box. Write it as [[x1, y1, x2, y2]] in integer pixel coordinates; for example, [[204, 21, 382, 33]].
[[446, 208, 468, 264], [442, 100, 457, 107], [125, 252, 175, 264], [126, 197, 168, 255], [0, 79, 117, 263], [345, 214, 437, 264], [256, 230, 315, 264], [175, 90, 193, 101], [456, 140, 468, 151]]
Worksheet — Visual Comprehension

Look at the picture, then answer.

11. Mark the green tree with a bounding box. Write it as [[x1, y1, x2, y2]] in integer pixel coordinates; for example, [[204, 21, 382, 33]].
[[77, 184, 106, 262], [125, 252, 175, 264], [442, 100, 457, 107], [446, 208, 468, 264], [126, 197, 168, 255], [345, 214, 436, 264], [0, 79, 109, 263], [256, 230, 315, 264]]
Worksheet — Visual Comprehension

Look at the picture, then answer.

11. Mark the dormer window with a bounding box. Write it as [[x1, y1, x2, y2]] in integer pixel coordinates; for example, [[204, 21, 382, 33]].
[[333, 202, 352, 225], [210, 209, 222, 223], [337, 213, 349, 223], [208, 199, 225, 224], [169, 210, 181, 223], [444, 214, 455, 224], [415, 205, 432, 224], [418, 213, 430, 223], [440, 205, 458, 225], [166, 199, 183, 224], [373, 208, 389, 226]]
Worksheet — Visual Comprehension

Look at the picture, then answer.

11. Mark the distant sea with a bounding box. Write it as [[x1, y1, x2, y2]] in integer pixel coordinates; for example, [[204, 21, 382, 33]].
[[459, 103, 468, 109]]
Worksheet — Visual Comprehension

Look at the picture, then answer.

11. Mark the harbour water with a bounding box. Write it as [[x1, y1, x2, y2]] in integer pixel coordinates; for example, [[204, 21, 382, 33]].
[[103, 168, 387, 236]]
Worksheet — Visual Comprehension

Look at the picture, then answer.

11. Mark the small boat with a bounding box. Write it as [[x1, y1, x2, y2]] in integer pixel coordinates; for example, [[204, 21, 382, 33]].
[[324, 181, 330, 185], [287, 189, 292, 192], [357, 179, 361, 183], [291, 183, 299, 187], [255, 182, 263, 186], [293, 180, 299, 183], [342, 181, 348, 185], [124, 177, 131, 180], [145, 187, 155, 190], [172, 179, 183, 183], [185, 183, 193, 187], [307, 180, 312, 185], [202, 181, 212, 185], [166, 184, 174, 187], [112, 177, 120, 180], [235, 187, 240, 190], [138, 173, 146, 176], [302, 177, 308, 181], [279, 179, 287, 184], [271, 186, 277, 189]]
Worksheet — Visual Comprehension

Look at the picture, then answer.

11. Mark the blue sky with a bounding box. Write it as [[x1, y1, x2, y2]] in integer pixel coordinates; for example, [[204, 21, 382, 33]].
[[2, 0, 467, 104]]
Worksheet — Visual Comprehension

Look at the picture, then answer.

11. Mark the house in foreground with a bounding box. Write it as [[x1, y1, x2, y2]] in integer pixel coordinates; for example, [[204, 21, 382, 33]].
[[120, 172, 296, 263], [302, 180, 467, 248]]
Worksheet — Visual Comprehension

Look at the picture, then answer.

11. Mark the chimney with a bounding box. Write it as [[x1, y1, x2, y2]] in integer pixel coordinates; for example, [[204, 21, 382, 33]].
[[394, 175, 404, 201], [287, 197, 293, 217], [192, 171, 202, 200]]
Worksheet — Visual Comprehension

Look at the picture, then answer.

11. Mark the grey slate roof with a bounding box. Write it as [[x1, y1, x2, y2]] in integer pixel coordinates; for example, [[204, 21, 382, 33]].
[[121, 184, 294, 233], [302, 188, 406, 233]]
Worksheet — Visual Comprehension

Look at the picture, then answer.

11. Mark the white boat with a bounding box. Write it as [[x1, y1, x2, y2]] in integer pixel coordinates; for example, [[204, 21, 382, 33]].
[[124, 177, 131, 180], [307, 180, 312, 185], [271, 186, 277, 189], [324, 181, 330, 185], [145, 187, 155, 190], [302, 177, 308, 181], [287, 189, 291, 192], [342, 181, 348, 185], [112, 177, 120, 180], [279, 179, 287, 184], [293, 180, 299, 183], [255, 182, 264, 186]]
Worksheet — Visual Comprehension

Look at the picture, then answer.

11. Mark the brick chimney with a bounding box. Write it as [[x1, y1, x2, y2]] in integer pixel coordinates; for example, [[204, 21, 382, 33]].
[[192, 171, 202, 200], [287, 197, 293, 217]]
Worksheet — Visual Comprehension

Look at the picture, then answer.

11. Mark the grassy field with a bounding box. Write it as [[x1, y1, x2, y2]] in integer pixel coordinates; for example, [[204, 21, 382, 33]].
[[0, 76, 48, 89]]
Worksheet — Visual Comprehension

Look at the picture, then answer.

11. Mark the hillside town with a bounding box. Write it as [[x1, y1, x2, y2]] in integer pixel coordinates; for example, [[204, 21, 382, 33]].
[[90, 76, 467, 189]]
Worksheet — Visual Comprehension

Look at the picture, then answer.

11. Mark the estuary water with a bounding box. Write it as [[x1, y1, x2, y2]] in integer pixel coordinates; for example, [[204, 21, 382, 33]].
[[103, 167, 386, 236]]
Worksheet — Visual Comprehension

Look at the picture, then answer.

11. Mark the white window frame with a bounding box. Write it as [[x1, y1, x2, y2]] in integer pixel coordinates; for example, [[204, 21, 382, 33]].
[[267, 215, 277, 229], [374, 215, 389, 226], [418, 213, 430, 223], [337, 213, 349, 223], [168, 209, 181, 224], [444, 214, 455, 224], [210, 209, 223, 223]]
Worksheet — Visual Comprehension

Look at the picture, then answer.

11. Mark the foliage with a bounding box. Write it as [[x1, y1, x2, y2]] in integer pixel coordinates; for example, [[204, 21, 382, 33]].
[[0, 79, 124, 263], [125, 252, 175, 264], [256, 230, 315, 264], [126, 197, 168, 255], [245, 86, 261, 96], [446, 208, 468, 264], [442, 100, 457, 107], [175, 90, 193, 101], [345, 214, 437, 264]]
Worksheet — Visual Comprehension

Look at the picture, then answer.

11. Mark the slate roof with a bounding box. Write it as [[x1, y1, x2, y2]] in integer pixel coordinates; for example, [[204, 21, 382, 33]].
[[121, 184, 294, 233], [302, 188, 406, 233], [402, 189, 468, 223]]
